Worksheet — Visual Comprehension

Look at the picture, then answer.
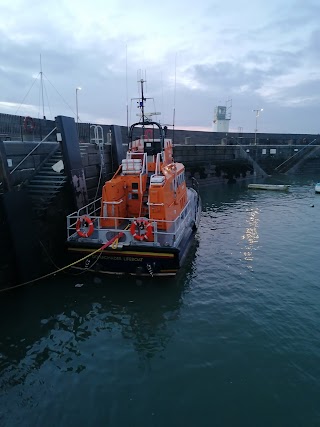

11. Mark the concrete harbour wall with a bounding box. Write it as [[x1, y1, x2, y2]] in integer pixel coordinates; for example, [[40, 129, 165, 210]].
[[1, 112, 320, 287]]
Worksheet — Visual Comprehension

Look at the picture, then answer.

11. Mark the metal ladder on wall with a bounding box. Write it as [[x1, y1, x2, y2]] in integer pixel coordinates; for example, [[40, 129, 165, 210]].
[[0, 127, 68, 215], [88, 125, 107, 200], [90, 125, 106, 176], [26, 148, 67, 214]]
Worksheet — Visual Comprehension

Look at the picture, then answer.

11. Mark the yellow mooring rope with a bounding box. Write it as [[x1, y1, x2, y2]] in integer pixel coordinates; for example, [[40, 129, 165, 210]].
[[0, 231, 125, 294]]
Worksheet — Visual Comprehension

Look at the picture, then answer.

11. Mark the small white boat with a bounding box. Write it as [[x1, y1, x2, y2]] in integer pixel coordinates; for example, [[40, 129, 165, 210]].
[[248, 184, 290, 191], [315, 183, 320, 193]]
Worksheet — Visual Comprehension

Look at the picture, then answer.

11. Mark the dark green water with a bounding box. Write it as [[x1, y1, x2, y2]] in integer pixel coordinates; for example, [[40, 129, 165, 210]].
[[1, 175, 320, 427]]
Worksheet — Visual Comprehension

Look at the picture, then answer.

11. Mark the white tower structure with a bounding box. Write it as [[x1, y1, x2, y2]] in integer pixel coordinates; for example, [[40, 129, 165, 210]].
[[213, 100, 232, 132]]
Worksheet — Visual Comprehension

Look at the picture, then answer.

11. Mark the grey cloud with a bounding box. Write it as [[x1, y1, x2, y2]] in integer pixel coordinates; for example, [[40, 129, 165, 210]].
[[189, 61, 267, 92], [1, 1, 320, 135]]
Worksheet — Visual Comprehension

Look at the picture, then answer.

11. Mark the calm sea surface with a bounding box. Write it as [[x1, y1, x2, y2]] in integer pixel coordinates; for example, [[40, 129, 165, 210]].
[[1, 175, 320, 427]]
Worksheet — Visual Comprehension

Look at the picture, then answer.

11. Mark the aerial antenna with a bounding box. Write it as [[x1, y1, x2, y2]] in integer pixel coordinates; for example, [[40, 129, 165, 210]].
[[161, 72, 164, 125], [145, 70, 148, 94], [131, 72, 161, 126], [140, 78, 146, 122], [40, 54, 45, 119], [126, 44, 129, 136], [173, 53, 177, 144], [137, 70, 141, 98]]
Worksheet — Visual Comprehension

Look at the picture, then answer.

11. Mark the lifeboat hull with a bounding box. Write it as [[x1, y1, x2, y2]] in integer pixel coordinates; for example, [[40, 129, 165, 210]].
[[67, 243, 183, 277]]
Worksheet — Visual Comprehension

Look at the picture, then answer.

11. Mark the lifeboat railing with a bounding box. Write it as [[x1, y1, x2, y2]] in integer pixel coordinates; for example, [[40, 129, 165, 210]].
[[102, 199, 124, 217], [66, 196, 193, 246]]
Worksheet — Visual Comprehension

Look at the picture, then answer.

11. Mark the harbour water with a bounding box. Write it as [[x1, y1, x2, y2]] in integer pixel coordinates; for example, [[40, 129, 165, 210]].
[[1, 175, 320, 426]]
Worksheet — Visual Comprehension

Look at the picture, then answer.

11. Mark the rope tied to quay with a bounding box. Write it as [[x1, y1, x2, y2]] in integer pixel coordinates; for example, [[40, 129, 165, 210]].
[[0, 232, 124, 294]]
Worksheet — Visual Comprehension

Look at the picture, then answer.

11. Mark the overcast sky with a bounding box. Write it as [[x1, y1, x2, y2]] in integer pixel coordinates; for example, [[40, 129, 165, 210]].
[[1, 0, 319, 134]]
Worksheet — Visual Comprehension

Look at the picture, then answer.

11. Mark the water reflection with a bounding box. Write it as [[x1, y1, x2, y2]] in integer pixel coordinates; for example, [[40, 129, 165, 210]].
[[0, 241, 198, 388], [242, 207, 260, 266], [199, 184, 261, 270]]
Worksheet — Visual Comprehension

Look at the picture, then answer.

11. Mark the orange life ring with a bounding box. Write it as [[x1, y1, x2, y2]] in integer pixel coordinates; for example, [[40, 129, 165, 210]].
[[76, 216, 94, 238], [23, 116, 35, 133], [130, 218, 153, 241]]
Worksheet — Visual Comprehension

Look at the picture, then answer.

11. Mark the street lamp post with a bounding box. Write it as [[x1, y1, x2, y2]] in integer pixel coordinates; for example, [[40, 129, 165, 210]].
[[253, 108, 263, 145], [76, 87, 81, 133]]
